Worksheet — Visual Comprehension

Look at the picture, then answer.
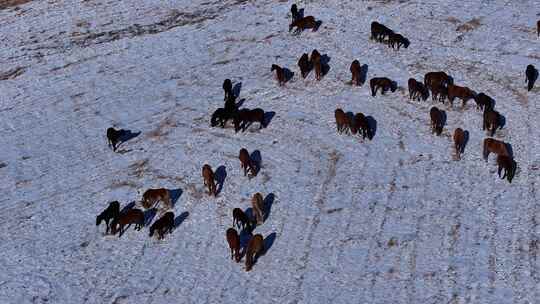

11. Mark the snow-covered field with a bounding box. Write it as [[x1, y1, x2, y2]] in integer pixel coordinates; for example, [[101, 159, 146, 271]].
[[1, 0, 539, 303]]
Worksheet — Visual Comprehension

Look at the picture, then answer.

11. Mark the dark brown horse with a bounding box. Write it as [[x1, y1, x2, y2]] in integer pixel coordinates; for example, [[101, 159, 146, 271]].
[[239, 148, 256, 177], [473, 93, 494, 111], [483, 109, 501, 136], [111, 208, 144, 237], [388, 32, 409, 49], [408, 78, 428, 101], [106, 127, 122, 152], [430, 107, 444, 136], [346, 114, 357, 135], [234, 108, 265, 132], [149, 211, 174, 240], [334, 108, 348, 134], [310, 49, 322, 81], [424, 71, 452, 101], [350, 60, 361, 86], [497, 155, 516, 183], [526, 64, 537, 91], [483, 138, 510, 161], [354, 112, 371, 140], [233, 208, 252, 231], [226, 228, 241, 262], [447, 84, 475, 107], [370, 21, 393, 42], [202, 164, 217, 196], [289, 16, 317, 34], [370, 77, 396, 96], [211, 108, 236, 128], [96, 201, 120, 234], [453, 128, 466, 160], [245, 234, 264, 271], [271, 64, 286, 86], [298, 53, 310, 79]]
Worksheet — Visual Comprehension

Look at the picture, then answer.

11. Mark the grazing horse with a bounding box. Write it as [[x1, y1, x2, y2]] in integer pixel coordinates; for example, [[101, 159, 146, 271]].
[[354, 112, 371, 140], [245, 234, 264, 271], [453, 128, 466, 160], [447, 84, 475, 107], [350, 60, 362, 86], [370, 77, 396, 96], [474, 93, 494, 111], [424, 71, 452, 101], [271, 64, 286, 86], [483, 109, 501, 137], [408, 78, 428, 101], [334, 108, 348, 134], [106, 127, 122, 152], [141, 188, 172, 210], [371, 21, 393, 42], [526, 64, 537, 91], [483, 138, 510, 161], [223, 79, 233, 101], [226, 228, 241, 262], [298, 53, 310, 79], [111, 208, 144, 237], [149, 211, 174, 240], [290, 4, 300, 23], [429, 107, 444, 136], [96, 201, 120, 234], [202, 164, 217, 196], [235, 108, 265, 132], [211, 108, 236, 128], [388, 32, 409, 49], [239, 148, 256, 177], [252, 193, 265, 226], [346, 114, 358, 135], [289, 16, 317, 34], [497, 155, 516, 183], [310, 49, 322, 81], [233, 208, 251, 231]]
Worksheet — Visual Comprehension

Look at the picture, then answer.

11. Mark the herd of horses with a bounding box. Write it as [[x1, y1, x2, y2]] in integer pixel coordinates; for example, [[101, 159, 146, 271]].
[[97, 3, 538, 273]]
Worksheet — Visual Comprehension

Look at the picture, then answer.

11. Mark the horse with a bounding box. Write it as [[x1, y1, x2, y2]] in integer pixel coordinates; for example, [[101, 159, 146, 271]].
[[211, 108, 236, 128], [96, 201, 120, 234], [271, 64, 286, 86], [370, 22, 393, 42], [223, 79, 233, 101], [447, 84, 475, 107], [430, 83, 448, 102], [497, 155, 517, 183], [289, 16, 317, 34], [408, 78, 428, 101], [233, 208, 252, 231], [483, 109, 501, 137], [202, 164, 217, 196], [226, 228, 241, 262], [252, 193, 264, 226], [310, 49, 322, 81], [334, 108, 348, 134], [149, 211, 174, 240], [140, 188, 172, 210], [245, 234, 264, 271], [298, 53, 311, 79], [453, 128, 466, 160], [429, 107, 444, 136], [370, 77, 396, 96], [106, 127, 122, 152], [483, 138, 510, 161], [346, 113, 358, 135], [388, 32, 409, 49], [473, 93, 494, 111], [424, 71, 452, 94], [239, 148, 256, 177], [526, 64, 537, 91], [234, 108, 265, 132], [110, 208, 144, 237], [350, 60, 362, 86], [354, 112, 371, 140]]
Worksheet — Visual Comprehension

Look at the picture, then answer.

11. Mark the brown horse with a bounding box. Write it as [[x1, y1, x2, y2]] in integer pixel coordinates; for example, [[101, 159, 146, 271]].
[[497, 155, 517, 183], [370, 21, 393, 42], [289, 16, 317, 34], [447, 84, 475, 107], [106, 127, 122, 152], [239, 148, 256, 177], [334, 108, 348, 134], [245, 234, 264, 271], [346, 114, 357, 135], [473, 93, 494, 111], [370, 77, 396, 96], [483, 109, 501, 136], [354, 112, 370, 140], [226, 228, 241, 262], [483, 138, 510, 161], [223, 79, 232, 101], [424, 71, 452, 101], [526, 64, 537, 91], [429, 107, 444, 136], [388, 32, 409, 49], [310, 49, 322, 81], [298, 53, 310, 79], [149, 211, 174, 240], [202, 164, 217, 196], [96, 201, 120, 234], [233, 208, 251, 231], [111, 208, 144, 237], [252, 193, 264, 226], [408, 78, 428, 101], [141, 188, 172, 210], [350, 60, 361, 86], [271, 64, 286, 86], [234, 108, 265, 132], [453, 128, 466, 160]]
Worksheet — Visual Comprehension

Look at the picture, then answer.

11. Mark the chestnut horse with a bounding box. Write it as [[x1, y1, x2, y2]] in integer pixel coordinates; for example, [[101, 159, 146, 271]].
[[226, 228, 241, 262], [289, 16, 317, 34], [239, 148, 255, 177], [96, 201, 120, 234], [429, 107, 444, 136], [111, 208, 144, 237], [483, 109, 501, 137], [310, 49, 322, 81], [453, 128, 466, 160], [334, 108, 348, 134], [298, 53, 310, 79], [141, 188, 172, 210], [202, 164, 217, 196], [497, 155, 516, 183], [252, 193, 264, 226], [149, 211, 174, 240], [245, 234, 264, 271], [271, 64, 286, 86], [483, 138, 510, 161], [370, 77, 396, 96], [447, 84, 475, 107], [350, 60, 362, 86]]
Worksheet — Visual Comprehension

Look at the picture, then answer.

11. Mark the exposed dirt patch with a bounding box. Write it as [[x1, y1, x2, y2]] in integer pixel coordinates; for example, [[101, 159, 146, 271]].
[[0, 0, 32, 10], [456, 18, 482, 32]]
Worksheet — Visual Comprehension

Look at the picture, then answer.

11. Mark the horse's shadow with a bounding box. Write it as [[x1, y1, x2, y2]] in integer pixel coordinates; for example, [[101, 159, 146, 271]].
[[233, 82, 242, 98], [120, 201, 135, 215], [144, 208, 157, 226], [321, 54, 331, 77], [505, 143, 514, 158], [498, 113, 506, 130], [116, 130, 141, 151], [263, 232, 277, 255], [215, 166, 227, 196], [283, 68, 294, 84], [263, 193, 275, 222], [263, 111, 276, 129], [359, 64, 369, 85], [461, 130, 470, 154], [250, 150, 262, 176], [169, 188, 183, 207], [527, 67, 538, 91], [366, 116, 377, 140], [174, 211, 189, 228], [314, 20, 323, 32]]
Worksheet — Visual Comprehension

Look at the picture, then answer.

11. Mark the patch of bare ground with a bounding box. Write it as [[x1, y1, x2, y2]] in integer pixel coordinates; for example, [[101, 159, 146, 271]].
[[146, 116, 177, 141], [0, 0, 32, 10], [128, 158, 150, 178], [0, 67, 25, 80], [456, 18, 482, 32], [109, 180, 139, 189]]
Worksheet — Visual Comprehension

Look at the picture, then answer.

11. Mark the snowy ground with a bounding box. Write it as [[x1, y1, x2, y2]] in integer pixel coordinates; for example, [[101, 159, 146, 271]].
[[1, 0, 539, 303]]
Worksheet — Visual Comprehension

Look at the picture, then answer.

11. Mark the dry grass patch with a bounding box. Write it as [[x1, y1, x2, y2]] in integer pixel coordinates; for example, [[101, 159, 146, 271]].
[[456, 17, 482, 32]]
